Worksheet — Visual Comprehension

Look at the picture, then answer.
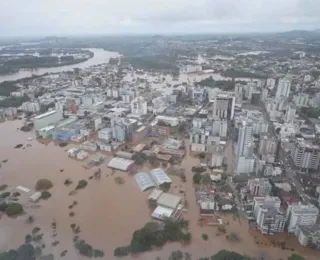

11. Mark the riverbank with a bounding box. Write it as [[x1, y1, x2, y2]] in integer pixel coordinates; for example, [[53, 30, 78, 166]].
[[0, 48, 120, 83]]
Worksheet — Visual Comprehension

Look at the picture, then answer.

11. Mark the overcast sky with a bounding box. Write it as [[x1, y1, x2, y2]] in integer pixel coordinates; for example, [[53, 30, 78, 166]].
[[1, 0, 320, 37]]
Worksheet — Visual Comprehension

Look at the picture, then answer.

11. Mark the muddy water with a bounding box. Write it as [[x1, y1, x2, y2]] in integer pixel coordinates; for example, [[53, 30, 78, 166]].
[[0, 121, 319, 260]]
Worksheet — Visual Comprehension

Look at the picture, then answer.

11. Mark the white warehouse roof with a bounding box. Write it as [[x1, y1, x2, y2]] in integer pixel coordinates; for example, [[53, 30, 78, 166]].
[[150, 168, 172, 186], [108, 157, 134, 171], [135, 172, 156, 191], [156, 193, 181, 209]]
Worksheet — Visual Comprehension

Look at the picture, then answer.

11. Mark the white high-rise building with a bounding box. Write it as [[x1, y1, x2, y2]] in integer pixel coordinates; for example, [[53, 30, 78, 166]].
[[236, 121, 254, 159], [287, 203, 319, 233], [212, 119, 228, 138], [213, 92, 235, 120], [266, 78, 276, 89], [285, 104, 296, 123], [236, 120, 255, 174], [131, 96, 148, 115], [275, 78, 291, 100], [253, 197, 286, 235]]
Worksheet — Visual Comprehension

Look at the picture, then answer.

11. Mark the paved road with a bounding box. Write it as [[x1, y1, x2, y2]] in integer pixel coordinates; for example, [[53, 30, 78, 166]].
[[261, 103, 311, 202]]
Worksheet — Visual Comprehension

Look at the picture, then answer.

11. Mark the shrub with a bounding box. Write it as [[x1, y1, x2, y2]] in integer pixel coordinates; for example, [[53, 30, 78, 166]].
[[41, 191, 51, 199], [25, 234, 32, 244], [93, 249, 104, 257], [0, 202, 8, 212], [193, 172, 202, 184], [71, 223, 76, 230], [12, 192, 20, 197], [32, 227, 41, 234], [114, 177, 125, 185], [75, 180, 88, 190], [0, 192, 11, 198], [0, 184, 8, 191], [202, 233, 208, 241], [35, 179, 53, 191], [64, 179, 72, 186], [5, 203, 23, 216], [114, 246, 130, 257], [181, 232, 192, 243]]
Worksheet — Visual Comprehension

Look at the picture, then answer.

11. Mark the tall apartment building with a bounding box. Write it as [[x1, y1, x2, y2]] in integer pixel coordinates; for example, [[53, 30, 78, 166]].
[[295, 224, 320, 249], [275, 78, 291, 100], [287, 203, 319, 233], [248, 178, 272, 196], [213, 92, 235, 120], [290, 138, 320, 171], [253, 197, 285, 235], [259, 133, 279, 157], [266, 78, 276, 89], [285, 104, 296, 123], [236, 120, 255, 174], [131, 96, 148, 115], [236, 120, 254, 159], [212, 119, 228, 138], [111, 118, 136, 142]]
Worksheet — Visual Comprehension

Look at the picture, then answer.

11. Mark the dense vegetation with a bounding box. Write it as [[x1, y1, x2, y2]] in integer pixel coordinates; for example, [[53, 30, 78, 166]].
[[300, 107, 320, 118], [4, 203, 24, 216], [74, 239, 104, 258], [35, 179, 53, 191], [114, 220, 191, 257], [124, 56, 179, 73], [197, 77, 235, 91], [221, 69, 267, 79]]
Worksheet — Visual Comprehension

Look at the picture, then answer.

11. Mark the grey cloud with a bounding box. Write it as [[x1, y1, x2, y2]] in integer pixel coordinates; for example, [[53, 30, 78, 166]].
[[0, 0, 320, 36]]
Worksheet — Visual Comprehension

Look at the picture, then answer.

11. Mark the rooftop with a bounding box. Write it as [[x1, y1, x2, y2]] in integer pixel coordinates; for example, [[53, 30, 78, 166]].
[[34, 110, 57, 119], [157, 192, 181, 209]]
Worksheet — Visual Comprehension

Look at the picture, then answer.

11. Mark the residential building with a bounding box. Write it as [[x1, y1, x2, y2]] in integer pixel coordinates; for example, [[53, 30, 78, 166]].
[[295, 225, 320, 249], [253, 196, 285, 234], [236, 156, 255, 174], [155, 115, 179, 127], [266, 78, 276, 89], [213, 92, 235, 120], [285, 104, 296, 123], [131, 96, 148, 115], [259, 134, 279, 157], [21, 101, 40, 113], [275, 78, 291, 100], [290, 138, 320, 171], [255, 205, 286, 235], [236, 120, 254, 159], [98, 128, 113, 141], [190, 86, 205, 103], [248, 178, 272, 196], [180, 65, 202, 74], [212, 119, 228, 138], [293, 93, 309, 108], [111, 117, 137, 142], [287, 203, 319, 233]]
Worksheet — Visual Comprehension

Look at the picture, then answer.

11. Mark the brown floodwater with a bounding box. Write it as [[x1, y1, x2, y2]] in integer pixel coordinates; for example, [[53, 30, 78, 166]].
[[0, 120, 319, 260]]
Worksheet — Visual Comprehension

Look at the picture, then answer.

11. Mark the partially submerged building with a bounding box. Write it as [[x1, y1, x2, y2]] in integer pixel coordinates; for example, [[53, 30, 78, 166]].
[[107, 157, 135, 172]]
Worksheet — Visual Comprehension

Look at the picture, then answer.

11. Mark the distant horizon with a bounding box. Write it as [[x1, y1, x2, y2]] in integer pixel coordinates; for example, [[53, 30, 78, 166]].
[[0, 28, 319, 40]]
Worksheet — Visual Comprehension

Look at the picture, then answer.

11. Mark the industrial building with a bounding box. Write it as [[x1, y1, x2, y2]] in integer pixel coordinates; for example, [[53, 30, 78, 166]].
[[34, 110, 63, 130], [107, 157, 135, 172]]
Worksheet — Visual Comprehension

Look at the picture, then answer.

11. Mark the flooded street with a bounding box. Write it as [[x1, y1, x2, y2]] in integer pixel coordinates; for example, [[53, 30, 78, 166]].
[[0, 121, 319, 260]]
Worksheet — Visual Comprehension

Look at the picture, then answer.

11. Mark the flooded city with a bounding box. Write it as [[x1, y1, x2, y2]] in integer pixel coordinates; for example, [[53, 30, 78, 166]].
[[0, 120, 319, 260]]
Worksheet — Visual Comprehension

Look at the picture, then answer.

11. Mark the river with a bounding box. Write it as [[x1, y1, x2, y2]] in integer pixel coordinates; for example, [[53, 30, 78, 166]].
[[0, 48, 120, 83]]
